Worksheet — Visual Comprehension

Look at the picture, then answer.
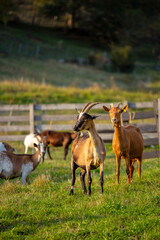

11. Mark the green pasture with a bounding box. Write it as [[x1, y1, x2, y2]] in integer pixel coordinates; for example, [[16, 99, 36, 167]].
[[0, 80, 160, 105], [0, 142, 159, 240]]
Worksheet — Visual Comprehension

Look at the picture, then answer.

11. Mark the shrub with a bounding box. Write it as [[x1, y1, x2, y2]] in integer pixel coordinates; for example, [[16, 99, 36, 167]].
[[110, 45, 134, 72]]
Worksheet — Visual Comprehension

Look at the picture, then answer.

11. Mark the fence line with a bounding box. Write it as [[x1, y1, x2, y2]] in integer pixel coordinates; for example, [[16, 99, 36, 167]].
[[0, 100, 159, 159]]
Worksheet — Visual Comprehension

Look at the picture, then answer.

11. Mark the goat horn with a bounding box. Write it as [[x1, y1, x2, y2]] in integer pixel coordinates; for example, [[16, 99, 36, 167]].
[[75, 108, 81, 114], [117, 103, 123, 109], [82, 102, 100, 113], [81, 102, 92, 112], [43, 136, 46, 144], [110, 103, 114, 108]]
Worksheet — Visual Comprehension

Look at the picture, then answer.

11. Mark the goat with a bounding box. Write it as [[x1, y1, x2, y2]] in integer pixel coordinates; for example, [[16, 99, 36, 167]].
[[103, 103, 144, 184], [0, 142, 17, 153], [24, 132, 41, 154], [70, 102, 106, 195], [36, 130, 77, 160], [0, 137, 48, 185]]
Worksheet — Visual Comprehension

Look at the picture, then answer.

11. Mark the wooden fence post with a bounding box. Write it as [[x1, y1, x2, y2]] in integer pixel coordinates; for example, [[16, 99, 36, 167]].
[[122, 100, 129, 126], [154, 98, 160, 156], [29, 104, 34, 133], [157, 98, 160, 154]]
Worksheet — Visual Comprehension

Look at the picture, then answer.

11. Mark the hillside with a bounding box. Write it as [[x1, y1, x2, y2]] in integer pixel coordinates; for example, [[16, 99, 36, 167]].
[[0, 23, 160, 104]]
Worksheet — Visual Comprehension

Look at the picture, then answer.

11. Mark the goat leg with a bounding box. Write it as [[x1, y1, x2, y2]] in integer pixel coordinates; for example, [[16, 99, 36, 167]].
[[47, 146, 53, 160], [131, 164, 135, 179], [69, 162, 78, 195], [100, 163, 104, 194], [137, 158, 142, 180], [26, 176, 30, 184], [87, 167, 92, 196], [116, 156, 121, 184], [80, 169, 87, 194], [126, 157, 131, 184], [64, 145, 68, 160]]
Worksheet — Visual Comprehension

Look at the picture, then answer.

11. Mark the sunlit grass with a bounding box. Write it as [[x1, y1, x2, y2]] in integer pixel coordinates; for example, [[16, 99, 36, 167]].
[[0, 80, 160, 105], [0, 142, 159, 239]]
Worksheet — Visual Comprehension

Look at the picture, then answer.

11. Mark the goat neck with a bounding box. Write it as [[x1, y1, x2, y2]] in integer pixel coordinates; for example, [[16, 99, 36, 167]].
[[30, 149, 42, 169], [113, 120, 123, 142], [87, 120, 100, 146]]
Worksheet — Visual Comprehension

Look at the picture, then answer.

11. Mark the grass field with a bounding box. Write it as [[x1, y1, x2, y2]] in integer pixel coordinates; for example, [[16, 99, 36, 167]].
[[0, 142, 159, 240], [0, 80, 160, 104]]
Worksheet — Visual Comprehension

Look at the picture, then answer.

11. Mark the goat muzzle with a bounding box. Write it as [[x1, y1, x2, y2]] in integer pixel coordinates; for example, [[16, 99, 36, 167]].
[[41, 152, 45, 163], [73, 125, 79, 132], [112, 117, 117, 124]]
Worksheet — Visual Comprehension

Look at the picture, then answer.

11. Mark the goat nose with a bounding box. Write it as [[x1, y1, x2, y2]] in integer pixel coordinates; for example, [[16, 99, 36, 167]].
[[42, 152, 45, 163], [73, 125, 79, 132], [112, 118, 117, 123]]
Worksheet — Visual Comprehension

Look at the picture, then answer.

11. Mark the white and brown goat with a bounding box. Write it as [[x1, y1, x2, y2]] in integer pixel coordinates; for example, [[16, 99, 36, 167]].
[[70, 102, 106, 195], [0, 142, 17, 153], [103, 103, 144, 184], [0, 137, 48, 185]]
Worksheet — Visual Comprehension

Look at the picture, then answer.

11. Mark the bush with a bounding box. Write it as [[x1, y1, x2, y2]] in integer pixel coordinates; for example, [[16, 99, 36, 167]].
[[110, 45, 134, 72]]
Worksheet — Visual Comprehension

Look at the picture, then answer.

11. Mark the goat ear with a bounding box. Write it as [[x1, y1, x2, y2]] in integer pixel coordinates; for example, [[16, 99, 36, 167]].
[[122, 105, 128, 113], [91, 115, 99, 120], [34, 143, 38, 148], [103, 106, 110, 112]]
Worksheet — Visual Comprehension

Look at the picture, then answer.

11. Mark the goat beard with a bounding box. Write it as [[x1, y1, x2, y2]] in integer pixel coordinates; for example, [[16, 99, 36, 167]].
[[113, 121, 121, 128]]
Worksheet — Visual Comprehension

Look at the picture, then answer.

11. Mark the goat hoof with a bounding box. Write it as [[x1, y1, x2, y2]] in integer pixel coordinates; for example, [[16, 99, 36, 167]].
[[69, 190, 74, 195]]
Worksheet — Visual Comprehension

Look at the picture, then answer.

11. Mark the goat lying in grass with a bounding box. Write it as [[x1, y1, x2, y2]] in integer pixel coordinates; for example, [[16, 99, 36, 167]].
[[103, 103, 144, 184], [70, 102, 106, 195], [0, 142, 17, 153], [36, 130, 77, 160], [0, 137, 48, 185]]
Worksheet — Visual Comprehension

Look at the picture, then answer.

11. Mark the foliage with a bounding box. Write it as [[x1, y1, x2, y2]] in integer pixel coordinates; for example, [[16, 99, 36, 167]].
[[0, 0, 17, 25], [12, 0, 159, 51], [110, 45, 134, 73], [34, 0, 67, 19], [0, 142, 160, 239], [1, 0, 160, 56]]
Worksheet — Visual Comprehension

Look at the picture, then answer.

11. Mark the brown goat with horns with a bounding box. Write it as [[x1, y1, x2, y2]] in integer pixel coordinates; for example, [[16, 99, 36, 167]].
[[70, 102, 106, 195], [103, 103, 144, 184]]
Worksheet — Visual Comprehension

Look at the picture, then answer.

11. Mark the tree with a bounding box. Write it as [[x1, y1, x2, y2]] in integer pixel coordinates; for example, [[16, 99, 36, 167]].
[[0, 0, 18, 25]]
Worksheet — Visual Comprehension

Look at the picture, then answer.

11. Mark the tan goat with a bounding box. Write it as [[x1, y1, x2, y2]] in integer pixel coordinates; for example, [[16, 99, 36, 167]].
[[70, 102, 106, 195], [0, 137, 48, 185], [103, 103, 144, 184]]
